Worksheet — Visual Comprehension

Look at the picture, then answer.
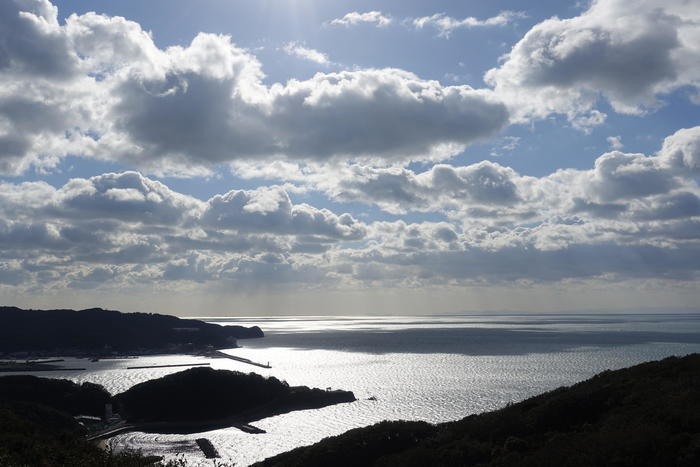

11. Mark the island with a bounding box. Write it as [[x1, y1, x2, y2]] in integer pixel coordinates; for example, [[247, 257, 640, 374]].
[[0, 306, 263, 358], [255, 353, 700, 467]]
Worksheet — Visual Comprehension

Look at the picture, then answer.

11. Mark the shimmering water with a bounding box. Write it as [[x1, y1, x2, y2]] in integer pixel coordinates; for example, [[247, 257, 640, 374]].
[[7, 313, 700, 466]]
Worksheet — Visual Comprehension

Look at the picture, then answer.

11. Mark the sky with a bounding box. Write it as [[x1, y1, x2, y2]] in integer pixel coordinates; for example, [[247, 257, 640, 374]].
[[1, 0, 699, 316]]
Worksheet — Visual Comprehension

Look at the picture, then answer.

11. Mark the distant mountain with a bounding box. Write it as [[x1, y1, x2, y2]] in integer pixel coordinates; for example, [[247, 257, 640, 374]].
[[0, 306, 263, 355], [256, 353, 700, 467]]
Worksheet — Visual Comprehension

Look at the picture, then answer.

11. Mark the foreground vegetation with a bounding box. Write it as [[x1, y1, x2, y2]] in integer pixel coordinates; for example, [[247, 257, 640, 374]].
[[0, 368, 355, 465], [115, 367, 356, 430], [0, 378, 158, 466], [2, 354, 698, 466], [256, 354, 700, 467]]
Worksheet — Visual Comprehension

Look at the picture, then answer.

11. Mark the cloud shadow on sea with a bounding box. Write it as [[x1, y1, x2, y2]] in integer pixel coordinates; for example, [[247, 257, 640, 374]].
[[242, 327, 700, 356]]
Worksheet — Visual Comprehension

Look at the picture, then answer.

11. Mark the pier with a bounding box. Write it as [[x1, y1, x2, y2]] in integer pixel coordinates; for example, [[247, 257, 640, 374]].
[[0, 361, 85, 372], [195, 438, 220, 458], [86, 422, 135, 441], [207, 350, 271, 368], [235, 423, 266, 434], [126, 362, 211, 370]]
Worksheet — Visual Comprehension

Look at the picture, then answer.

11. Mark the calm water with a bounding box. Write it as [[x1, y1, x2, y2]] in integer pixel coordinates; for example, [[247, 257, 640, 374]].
[[7, 313, 700, 466]]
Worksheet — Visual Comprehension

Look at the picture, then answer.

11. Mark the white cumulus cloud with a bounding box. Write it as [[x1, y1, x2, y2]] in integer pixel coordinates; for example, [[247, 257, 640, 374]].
[[329, 11, 392, 28], [282, 41, 332, 65], [413, 11, 527, 38], [0, 1, 509, 175], [485, 0, 700, 126]]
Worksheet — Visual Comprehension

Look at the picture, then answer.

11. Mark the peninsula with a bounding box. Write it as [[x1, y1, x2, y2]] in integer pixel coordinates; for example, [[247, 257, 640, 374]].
[[0, 306, 263, 358], [0, 368, 356, 465], [114, 367, 356, 434]]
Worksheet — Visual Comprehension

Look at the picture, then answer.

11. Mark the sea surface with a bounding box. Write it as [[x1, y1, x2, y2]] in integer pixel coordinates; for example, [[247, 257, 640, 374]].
[[7, 313, 700, 466]]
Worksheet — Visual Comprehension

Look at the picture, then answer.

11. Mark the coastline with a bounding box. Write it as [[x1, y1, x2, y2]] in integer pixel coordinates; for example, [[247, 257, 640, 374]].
[[4, 313, 700, 466], [0, 345, 272, 376], [90, 392, 355, 441]]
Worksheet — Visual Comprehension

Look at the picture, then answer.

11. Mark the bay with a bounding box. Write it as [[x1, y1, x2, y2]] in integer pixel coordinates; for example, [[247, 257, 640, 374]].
[[6, 312, 700, 466]]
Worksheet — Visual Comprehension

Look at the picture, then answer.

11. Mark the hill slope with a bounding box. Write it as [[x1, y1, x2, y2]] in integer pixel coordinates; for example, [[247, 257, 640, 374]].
[[114, 367, 356, 432], [0, 306, 263, 355], [256, 354, 700, 467], [0, 368, 355, 464]]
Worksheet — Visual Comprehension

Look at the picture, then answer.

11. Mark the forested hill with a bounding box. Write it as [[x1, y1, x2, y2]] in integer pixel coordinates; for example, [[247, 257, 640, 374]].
[[256, 353, 700, 467], [0, 369, 355, 465], [0, 306, 263, 355], [114, 367, 356, 427]]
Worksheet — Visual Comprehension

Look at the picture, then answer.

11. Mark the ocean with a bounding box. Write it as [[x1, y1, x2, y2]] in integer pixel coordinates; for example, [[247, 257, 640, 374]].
[[9, 313, 700, 466]]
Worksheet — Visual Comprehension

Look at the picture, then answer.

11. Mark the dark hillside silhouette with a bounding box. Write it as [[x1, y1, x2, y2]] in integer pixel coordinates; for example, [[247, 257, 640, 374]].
[[256, 353, 700, 467], [114, 367, 356, 430], [0, 377, 159, 466], [0, 375, 109, 417], [0, 306, 263, 355], [0, 368, 355, 464]]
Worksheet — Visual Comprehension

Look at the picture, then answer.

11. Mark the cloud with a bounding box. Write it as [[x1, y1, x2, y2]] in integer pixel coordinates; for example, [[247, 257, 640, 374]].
[[0, 263, 30, 286], [329, 11, 392, 28], [344, 234, 700, 284], [200, 186, 366, 239], [413, 11, 527, 38], [319, 161, 522, 215], [0, 1, 510, 175], [282, 41, 332, 65], [0, 0, 78, 79], [0, 171, 369, 290], [262, 70, 507, 163], [110, 62, 508, 170], [49, 171, 204, 225], [2, 126, 700, 292], [329, 9, 524, 38], [223, 129, 700, 259], [0, 172, 366, 242], [275, 127, 700, 231], [1, 1, 699, 298], [485, 0, 700, 125], [490, 135, 521, 156], [0, 2, 106, 174], [162, 255, 214, 283], [67, 266, 117, 289], [607, 135, 624, 150], [657, 126, 700, 176]]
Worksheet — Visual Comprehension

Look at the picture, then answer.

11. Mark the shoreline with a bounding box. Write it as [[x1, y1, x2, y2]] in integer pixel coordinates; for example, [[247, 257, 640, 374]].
[[90, 389, 355, 441], [0, 344, 273, 375]]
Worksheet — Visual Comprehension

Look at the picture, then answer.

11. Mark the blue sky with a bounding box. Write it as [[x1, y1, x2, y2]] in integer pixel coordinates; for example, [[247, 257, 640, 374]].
[[1, 0, 699, 315]]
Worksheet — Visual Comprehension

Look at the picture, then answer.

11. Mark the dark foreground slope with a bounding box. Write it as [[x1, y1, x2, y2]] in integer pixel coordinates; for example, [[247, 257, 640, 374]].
[[256, 354, 700, 467], [0, 306, 263, 355], [0, 403, 165, 467], [114, 367, 356, 433], [0, 375, 110, 417], [0, 376, 158, 466], [0, 369, 355, 465]]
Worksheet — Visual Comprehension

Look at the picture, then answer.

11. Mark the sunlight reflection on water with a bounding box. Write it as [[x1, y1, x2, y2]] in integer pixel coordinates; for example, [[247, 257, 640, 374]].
[[10, 313, 700, 466]]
